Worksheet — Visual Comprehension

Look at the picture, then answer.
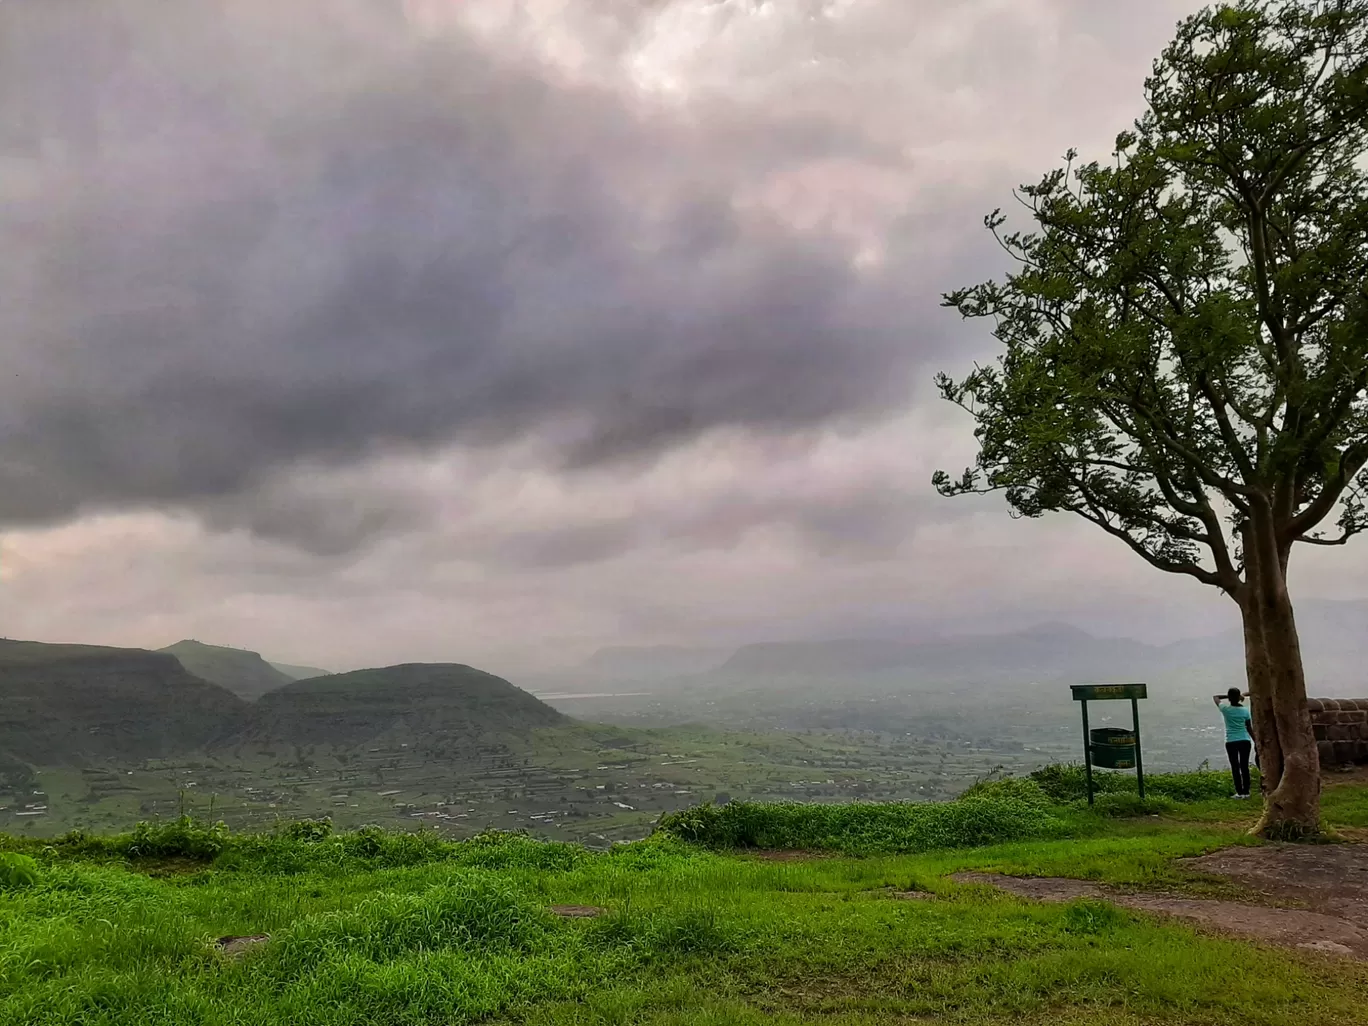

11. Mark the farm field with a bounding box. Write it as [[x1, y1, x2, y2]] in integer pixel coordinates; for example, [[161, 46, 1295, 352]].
[[1, 723, 1060, 844]]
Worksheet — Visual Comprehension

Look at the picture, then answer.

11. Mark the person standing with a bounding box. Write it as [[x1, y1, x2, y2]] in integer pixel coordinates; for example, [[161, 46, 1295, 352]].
[[1213, 687, 1254, 799]]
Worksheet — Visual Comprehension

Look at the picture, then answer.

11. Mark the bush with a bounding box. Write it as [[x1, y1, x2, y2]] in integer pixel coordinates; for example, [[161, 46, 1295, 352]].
[[957, 777, 1053, 808], [120, 816, 231, 860], [454, 831, 589, 872], [657, 794, 1066, 856], [281, 818, 333, 842], [0, 851, 41, 888], [1029, 763, 1246, 804]]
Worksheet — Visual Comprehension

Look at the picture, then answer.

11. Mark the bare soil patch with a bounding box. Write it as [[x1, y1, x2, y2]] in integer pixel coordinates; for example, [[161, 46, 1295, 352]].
[[1180, 842, 1368, 922], [953, 842, 1368, 960]]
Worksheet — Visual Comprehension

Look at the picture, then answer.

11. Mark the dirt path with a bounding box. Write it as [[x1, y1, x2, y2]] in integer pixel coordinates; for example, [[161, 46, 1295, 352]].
[[952, 842, 1368, 960]]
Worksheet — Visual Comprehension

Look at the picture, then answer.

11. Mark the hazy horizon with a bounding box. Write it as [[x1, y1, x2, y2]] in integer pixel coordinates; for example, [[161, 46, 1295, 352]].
[[3, 1, 1366, 676]]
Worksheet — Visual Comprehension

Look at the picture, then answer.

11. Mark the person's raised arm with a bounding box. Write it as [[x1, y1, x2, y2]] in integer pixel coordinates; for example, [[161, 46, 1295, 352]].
[[1213, 694, 1225, 707]]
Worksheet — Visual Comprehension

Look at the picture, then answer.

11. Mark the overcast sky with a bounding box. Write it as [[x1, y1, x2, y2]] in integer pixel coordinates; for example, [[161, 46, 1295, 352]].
[[1, 0, 1364, 676]]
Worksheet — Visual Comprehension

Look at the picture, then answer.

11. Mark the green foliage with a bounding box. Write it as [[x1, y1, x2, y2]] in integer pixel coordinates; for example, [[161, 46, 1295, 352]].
[[99, 821, 594, 877], [281, 818, 333, 842], [265, 877, 547, 977], [936, 1, 1368, 588], [122, 816, 232, 860], [0, 851, 40, 888], [957, 776, 1053, 808], [1029, 764, 1251, 804], [2, 796, 1367, 1025], [656, 794, 1067, 855]]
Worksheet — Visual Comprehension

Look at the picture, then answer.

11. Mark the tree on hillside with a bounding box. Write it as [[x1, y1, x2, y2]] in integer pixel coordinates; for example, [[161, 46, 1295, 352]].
[[934, 0, 1368, 838]]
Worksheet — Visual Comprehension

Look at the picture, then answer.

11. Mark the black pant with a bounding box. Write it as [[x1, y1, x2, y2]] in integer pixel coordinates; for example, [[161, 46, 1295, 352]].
[[1226, 740, 1252, 796]]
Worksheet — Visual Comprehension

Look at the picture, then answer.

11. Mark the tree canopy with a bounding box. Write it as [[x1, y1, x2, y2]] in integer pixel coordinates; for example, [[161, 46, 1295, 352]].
[[935, 0, 1368, 598]]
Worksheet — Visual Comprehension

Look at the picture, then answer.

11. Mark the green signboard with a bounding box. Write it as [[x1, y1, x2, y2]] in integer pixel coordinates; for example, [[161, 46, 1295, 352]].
[[1071, 683, 1148, 702]]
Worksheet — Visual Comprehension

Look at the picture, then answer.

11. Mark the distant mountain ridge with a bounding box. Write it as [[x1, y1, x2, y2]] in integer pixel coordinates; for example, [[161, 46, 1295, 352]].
[[0, 639, 247, 765], [269, 661, 333, 681], [0, 640, 567, 776], [553, 600, 1365, 699], [159, 640, 294, 701]]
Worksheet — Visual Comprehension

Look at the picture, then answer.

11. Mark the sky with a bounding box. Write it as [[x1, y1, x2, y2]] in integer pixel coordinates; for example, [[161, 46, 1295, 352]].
[[1, 0, 1365, 677]]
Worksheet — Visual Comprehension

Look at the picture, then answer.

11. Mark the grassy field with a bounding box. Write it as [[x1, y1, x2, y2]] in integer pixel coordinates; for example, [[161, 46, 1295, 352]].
[[1, 769, 1365, 1025]]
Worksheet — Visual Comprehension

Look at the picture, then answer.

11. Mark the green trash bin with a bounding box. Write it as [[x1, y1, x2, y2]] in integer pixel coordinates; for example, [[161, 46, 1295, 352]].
[[1090, 727, 1137, 769], [1072, 684, 1146, 804]]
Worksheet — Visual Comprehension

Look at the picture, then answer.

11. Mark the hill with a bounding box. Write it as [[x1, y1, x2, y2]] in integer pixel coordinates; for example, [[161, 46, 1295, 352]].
[[0, 640, 247, 766], [158, 640, 294, 701], [268, 660, 333, 681], [237, 662, 568, 748]]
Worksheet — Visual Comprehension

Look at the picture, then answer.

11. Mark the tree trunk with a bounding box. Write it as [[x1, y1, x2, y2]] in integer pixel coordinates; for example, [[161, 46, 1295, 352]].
[[1239, 516, 1320, 839]]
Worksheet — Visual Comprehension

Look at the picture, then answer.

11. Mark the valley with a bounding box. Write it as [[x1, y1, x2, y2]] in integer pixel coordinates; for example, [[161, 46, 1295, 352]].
[[4, 605, 1363, 844], [3, 724, 1052, 845]]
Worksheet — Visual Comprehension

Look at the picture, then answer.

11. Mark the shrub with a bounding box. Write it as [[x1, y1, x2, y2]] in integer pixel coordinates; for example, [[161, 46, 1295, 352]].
[[454, 831, 588, 872], [0, 852, 41, 888], [1028, 763, 1246, 805], [957, 777, 1053, 808], [119, 816, 231, 860], [281, 818, 333, 842], [657, 795, 1065, 856]]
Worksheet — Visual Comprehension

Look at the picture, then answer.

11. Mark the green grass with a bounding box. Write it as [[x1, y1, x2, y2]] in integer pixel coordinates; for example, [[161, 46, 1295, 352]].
[[1323, 776, 1368, 828], [653, 770, 1259, 855], [656, 785, 1071, 855], [1027, 762, 1252, 803], [1, 775, 1365, 1025]]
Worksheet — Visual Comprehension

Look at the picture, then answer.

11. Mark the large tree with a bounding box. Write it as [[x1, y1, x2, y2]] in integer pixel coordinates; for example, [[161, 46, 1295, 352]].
[[935, 0, 1368, 838]]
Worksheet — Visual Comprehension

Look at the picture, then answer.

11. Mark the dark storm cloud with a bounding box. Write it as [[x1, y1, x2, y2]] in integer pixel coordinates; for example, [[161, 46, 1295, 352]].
[[0, 0, 933, 537]]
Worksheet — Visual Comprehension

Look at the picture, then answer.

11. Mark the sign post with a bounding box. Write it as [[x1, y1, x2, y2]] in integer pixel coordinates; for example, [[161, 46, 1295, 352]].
[[1070, 683, 1147, 805]]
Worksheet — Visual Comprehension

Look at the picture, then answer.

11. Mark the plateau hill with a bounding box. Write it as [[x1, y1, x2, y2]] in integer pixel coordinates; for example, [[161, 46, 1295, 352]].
[[0, 640, 247, 766], [159, 640, 294, 701], [236, 663, 567, 749]]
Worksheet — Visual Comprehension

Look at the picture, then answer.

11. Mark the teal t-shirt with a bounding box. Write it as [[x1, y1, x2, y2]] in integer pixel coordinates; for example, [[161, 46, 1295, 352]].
[[1221, 703, 1253, 743]]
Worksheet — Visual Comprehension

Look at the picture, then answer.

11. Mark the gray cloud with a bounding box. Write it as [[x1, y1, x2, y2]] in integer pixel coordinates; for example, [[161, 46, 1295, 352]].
[[5, 0, 1320, 674], [0, 0, 936, 538]]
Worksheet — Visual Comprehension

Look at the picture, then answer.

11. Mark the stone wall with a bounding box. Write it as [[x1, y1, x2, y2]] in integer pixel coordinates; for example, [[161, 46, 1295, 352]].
[[1308, 698, 1368, 767]]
